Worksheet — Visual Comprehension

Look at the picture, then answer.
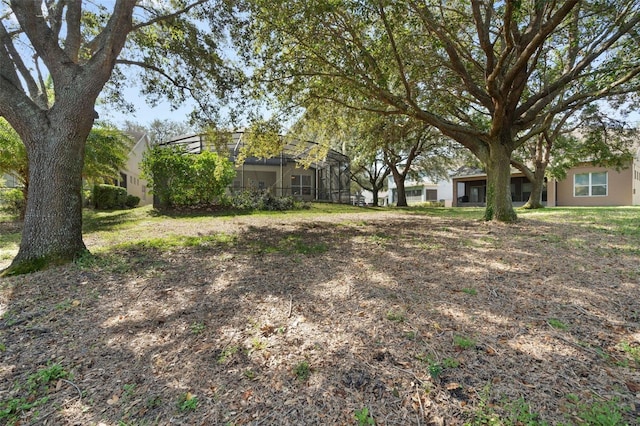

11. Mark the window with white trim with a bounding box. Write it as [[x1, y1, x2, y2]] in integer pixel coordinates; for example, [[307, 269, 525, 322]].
[[574, 172, 607, 197]]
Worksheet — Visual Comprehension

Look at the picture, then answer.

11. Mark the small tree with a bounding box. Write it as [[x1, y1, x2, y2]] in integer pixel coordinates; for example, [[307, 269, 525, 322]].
[[0, 119, 131, 218], [350, 151, 390, 207], [0, 119, 28, 217], [191, 151, 237, 205], [84, 127, 133, 184]]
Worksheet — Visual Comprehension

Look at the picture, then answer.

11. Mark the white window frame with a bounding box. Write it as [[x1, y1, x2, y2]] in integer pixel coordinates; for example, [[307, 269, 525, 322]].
[[574, 172, 608, 197], [291, 174, 312, 196]]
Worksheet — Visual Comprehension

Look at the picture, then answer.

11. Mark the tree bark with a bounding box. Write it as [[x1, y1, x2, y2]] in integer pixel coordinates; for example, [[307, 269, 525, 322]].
[[484, 143, 517, 222], [522, 166, 545, 209], [0, 2, 136, 275], [7, 116, 92, 274], [391, 169, 407, 207], [371, 189, 379, 206]]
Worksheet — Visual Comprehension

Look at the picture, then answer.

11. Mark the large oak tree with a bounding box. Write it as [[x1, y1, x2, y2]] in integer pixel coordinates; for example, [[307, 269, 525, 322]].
[[244, 0, 640, 221], [0, 0, 238, 274]]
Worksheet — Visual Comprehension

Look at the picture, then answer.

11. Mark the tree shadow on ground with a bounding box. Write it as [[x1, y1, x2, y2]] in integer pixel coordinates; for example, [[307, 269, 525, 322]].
[[1, 213, 639, 425]]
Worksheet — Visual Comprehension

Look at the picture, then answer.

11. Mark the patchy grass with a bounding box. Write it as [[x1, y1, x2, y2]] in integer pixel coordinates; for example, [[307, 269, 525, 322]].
[[519, 206, 640, 237], [1, 206, 640, 424]]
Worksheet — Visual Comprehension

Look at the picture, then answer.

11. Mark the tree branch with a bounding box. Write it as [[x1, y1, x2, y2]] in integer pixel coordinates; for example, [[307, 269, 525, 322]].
[[378, 3, 413, 103], [410, 2, 493, 111], [501, 0, 580, 93], [518, 10, 640, 119], [115, 58, 214, 116], [0, 20, 44, 109], [63, 0, 82, 62], [131, 0, 210, 31], [10, 0, 70, 72], [46, 0, 65, 39]]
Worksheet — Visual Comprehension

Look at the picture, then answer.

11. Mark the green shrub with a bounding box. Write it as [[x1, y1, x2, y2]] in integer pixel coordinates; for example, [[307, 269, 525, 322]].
[[0, 188, 25, 215], [125, 194, 140, 208], [231, 189, 296, 211], [141, 146, 235, 209], [82, 187, 93, 207], [93, 184, 128, 209]]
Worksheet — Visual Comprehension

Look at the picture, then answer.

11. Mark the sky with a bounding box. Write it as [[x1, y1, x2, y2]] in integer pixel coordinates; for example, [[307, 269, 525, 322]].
[[96, 85, 197, 128]]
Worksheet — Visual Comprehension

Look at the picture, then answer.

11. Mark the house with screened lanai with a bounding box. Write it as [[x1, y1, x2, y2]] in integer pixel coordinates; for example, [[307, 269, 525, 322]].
[[159, 132, 351, 204], [452, 145, 640, 207]]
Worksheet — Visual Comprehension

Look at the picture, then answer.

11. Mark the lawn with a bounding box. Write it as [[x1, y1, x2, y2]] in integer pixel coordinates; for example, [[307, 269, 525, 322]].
[[1, 205, 639, 425]]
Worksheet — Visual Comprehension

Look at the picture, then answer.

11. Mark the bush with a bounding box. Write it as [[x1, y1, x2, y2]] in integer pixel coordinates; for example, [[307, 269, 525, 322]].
[[230, 189, 297, 211], [415, 201, 445, 208], [141, 146, 236, 209], [82, 188, 93, 207], [125, 195, 140, 208], [0, 188, 25, 215], [93, 184, 129, 210]]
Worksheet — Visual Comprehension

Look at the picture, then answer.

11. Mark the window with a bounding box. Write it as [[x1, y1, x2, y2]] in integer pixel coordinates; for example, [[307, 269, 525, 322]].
[[291, 175, 312, 196], [426, 189, 437, 201], [574, 172, 607, 197]]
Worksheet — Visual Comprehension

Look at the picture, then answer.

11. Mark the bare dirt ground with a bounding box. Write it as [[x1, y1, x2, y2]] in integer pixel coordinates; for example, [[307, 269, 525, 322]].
[[1, 210, 640, 425]]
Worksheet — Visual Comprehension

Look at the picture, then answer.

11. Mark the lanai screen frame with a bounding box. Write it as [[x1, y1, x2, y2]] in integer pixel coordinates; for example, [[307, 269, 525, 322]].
[[159, 131, 351, 203]]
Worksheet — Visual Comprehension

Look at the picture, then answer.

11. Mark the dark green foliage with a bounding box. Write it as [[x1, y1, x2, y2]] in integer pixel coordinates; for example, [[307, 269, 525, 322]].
[[125, 195, 140, 208], [141, 146, 236, 209], [230, 189, 296, 211], [0, 188, 25, 215], [93, 184, 129, 210], [83, 126, 133, 183]]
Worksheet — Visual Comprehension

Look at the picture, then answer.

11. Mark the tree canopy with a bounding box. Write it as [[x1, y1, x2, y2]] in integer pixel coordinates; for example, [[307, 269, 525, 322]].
[[243, 0, 640, 221]]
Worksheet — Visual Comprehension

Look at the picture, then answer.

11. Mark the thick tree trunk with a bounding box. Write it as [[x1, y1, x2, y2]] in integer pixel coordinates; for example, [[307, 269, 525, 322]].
[[6, 122, 90, 274], [522, 166, 545, 209], [484, 143, 517, 222], [371, 190, 379, 206], [392, 172, 407, 207]]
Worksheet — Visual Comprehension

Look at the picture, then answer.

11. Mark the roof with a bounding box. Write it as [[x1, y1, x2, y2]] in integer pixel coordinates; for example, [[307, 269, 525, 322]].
[[450, 166, 485, 178], [451, 165, 526, 179], [160, 131, 349, 168]]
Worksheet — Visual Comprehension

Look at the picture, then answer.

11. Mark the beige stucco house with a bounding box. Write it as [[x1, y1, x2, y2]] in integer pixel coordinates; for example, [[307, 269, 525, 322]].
[[547, 161, 640, 207], [116, 131, 153, 206], [452, 146, 640, 207]]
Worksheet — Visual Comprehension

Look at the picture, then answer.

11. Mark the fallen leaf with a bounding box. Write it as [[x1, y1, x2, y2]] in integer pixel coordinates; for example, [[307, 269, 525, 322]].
[[446, 382, 461, 390], [626, 381, 640, 392], [107, 395, 119, 405], [260, 324, 275, 336]]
